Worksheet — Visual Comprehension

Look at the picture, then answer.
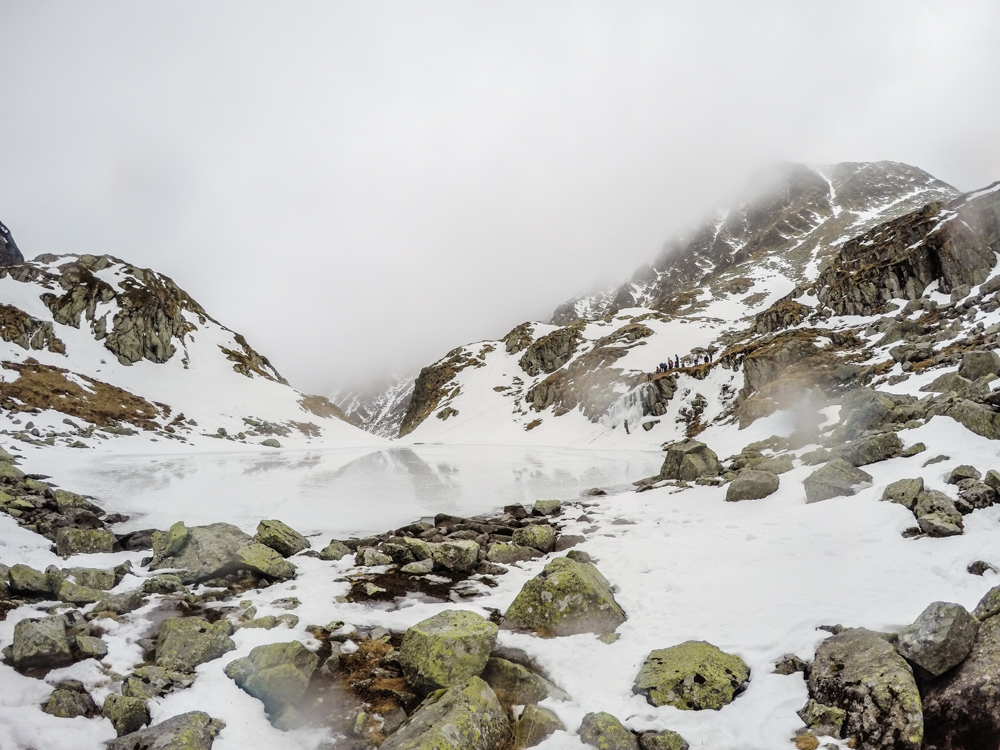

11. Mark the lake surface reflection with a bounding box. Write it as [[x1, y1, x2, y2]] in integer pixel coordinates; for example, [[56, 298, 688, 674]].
[[46, 445, 663, 538]]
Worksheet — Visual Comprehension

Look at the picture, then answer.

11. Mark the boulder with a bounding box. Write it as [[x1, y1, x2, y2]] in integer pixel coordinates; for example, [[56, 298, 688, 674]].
[[881, 478, 924, 511], [659, 439, 720, 481], [42, 680, 99, 718], [747, 455, 794, 474], [236, 542, 297, 580], [155, 617, 235, 673], [946, 399, 1000, 440], [725, 470, 779, 502], [103, 694, 149, 736], [106, 711, 225, 750], [803, 459, 872, 503], [8, 564, 53, 596], [503, 557, 626, 637], [948, 465, 981, 484], [922, 613, 1000, 749], [973, 585, 1000, 621], [638, 730, 689, 750], [95, 590, 147, 616], [958, 350, 1000, 381], [485, 542, 540, 565], [841, 388, 895, 439], [11, 615, 74, 671], [400, 558, 434, 574], [56, 579, 105, 605], [317, 540, 352, 561], [379, 677, 509, 750], [148, 522, 253, 584], [514, 704, 565, 748], [224, 640, 319, 716], [956, 480, 997, 510], [253, 519, 309, 557], [897, 601, 978, 676], [399, 610, 497, 694], [511, 525, 556, 553], [55, 528, 115, 557], [915, 490, 963, 535], [357, 547, 393, 566], [533, 499, 562, 516], [481, 657, 564, 706], [918, 513, 964, 538], [920, 372, 987, 400], [808, 628, 922, 750], [797, 699, 846, 738], [431, 540, 479, 573], [834, 432, 903, 467], [141, 574, 187, 595], [578, 712, 638, 750], [63, 567, 115, 590], [75, 634, 108, 660], [121, 666, 194, 700], [633, 641, 750, 710]]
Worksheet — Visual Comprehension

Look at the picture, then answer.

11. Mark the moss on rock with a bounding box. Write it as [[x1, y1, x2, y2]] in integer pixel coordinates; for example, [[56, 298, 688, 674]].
[[399, 610, 498, 694], [633, 641, 749, 710]]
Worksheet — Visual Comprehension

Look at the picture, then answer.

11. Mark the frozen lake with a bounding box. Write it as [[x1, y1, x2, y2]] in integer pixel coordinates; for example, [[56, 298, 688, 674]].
[[32, 445, 665, 539]]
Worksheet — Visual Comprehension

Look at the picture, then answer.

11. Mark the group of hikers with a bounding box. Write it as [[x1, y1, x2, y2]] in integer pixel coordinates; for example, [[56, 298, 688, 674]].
[[653, 350, 714, 374]]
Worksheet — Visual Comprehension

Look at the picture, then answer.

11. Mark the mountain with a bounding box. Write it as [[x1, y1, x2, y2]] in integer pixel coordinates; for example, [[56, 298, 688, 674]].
[[0, 232, 377, 452], [332, 372, 415, 438], [366, 161, 979, 445]]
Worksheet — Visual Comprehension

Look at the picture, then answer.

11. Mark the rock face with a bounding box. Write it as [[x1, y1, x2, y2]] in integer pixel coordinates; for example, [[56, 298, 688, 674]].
[[816, 183, 1000, 316], [379, 677, 509, 750], [399, 610, 498, 694], [803, 458, 873, 503], [155, 617, 235, 673], [725, 470, 779, 502], [503, 557, 627, 637], [896, 602, 978, 677], [578, 712, 639, 750], [808, 628, 923, 750], [0, 220, 24, 266], [148, 522, 253, 584], [921, 613, 1000, 749], [224, 640, 319, 716], [253, 520, 309, 557], [633, 641, 750, 710], [519, 323, 584, 377], [106, 711, 225, 750], [659, 440, 720, 481]]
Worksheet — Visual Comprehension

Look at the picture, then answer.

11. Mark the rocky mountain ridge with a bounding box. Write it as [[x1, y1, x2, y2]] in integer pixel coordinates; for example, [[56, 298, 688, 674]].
[[0, 227, 370, 452]]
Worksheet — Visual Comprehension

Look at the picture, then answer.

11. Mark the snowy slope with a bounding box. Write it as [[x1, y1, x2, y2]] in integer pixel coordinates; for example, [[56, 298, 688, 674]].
[[0, 253, 380, 453]]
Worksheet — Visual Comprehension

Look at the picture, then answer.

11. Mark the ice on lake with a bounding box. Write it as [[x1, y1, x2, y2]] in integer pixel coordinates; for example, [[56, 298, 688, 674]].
[[39, 445, 664, 538]]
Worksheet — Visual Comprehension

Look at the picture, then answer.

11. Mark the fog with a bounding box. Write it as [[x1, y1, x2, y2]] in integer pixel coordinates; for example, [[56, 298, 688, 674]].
[[1, 2, 998, 395]]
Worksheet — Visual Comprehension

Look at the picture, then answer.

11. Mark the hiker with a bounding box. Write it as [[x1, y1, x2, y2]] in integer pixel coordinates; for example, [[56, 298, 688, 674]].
[[674, 354, 679, 368], [623, 419, 630, 435]]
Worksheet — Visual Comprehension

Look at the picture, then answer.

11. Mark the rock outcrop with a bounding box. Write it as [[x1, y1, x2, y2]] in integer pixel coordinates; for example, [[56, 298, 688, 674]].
[[0, 220, 24, 266]]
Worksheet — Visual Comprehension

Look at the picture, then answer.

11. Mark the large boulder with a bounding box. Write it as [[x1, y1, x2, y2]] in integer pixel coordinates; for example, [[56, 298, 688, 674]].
[[808, 628, 922, 750], [103, 694, 150, 736], [106, 711, 225, 750], [155, 617, 235, 673], [253, 519, 309, 557], [148, 522, 253, 584], [379, 677, 509, 750], [514, 704, 565, 748], [481, 657, 565, 706], [11, 615, 75, 671], [8, 564, 54, 596], [834, 432, 903, 467], [431, 540, 480, 573], [881, 478, 924, 511], [945, 399, 1000, 440], [121, 666, 194, 700], [224, 640, 319, 716], [922, 613, 1000, 749], [896, 602, 978, 676], [579, 712, 638, 750], [486, 542, 541, 565], [632, 641, 750, 710], [503, 557, 626, 637], [803, 458, 873, 503], [659, 439, 720, 481], [42, 680, 99, 718], [914, 490, 963, 537], [235, 542, 297, 580], [399, 610, 497, 694], [55, 528, 115, 557], [725, 470, 779, 502], [973, 585, 1000, 621], [841, 388, 895, 439], [958, 350, 1000, 381], [512, 524, 556, 552]]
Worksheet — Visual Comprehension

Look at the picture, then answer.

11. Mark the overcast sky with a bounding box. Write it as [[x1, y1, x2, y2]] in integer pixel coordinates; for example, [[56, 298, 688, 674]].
[[1, 2, 999, 394]]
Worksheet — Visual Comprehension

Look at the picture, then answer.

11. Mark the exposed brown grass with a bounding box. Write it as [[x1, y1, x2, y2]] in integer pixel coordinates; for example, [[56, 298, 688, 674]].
[[0, 358, 160, 429]]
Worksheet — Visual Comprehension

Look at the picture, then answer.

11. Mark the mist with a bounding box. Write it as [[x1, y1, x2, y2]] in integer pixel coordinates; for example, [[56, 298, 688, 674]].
[[1, 1, 998, 394]]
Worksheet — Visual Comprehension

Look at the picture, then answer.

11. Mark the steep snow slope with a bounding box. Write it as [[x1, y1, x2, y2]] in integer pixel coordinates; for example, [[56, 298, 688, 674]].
[[395, 167, 995, 449], [332, 373, 414, 438], [0, 251, 379, 453]]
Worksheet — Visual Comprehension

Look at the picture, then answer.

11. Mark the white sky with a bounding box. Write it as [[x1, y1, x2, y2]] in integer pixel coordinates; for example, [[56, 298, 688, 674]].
[[1, 1, 999, 394]]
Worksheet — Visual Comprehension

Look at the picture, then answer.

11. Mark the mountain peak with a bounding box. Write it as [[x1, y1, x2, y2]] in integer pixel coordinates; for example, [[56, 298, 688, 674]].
[[0, 220, 25, 267]]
